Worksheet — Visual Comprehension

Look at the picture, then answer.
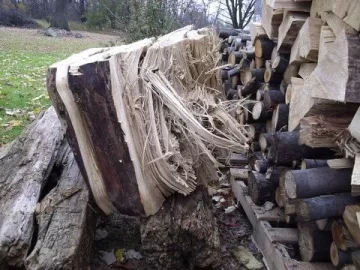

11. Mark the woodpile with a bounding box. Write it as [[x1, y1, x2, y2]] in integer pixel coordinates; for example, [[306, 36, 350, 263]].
[[220, 0, 360, 269]]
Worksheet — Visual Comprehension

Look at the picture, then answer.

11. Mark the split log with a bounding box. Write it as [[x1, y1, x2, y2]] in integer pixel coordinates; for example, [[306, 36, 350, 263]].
[[330, 242, 353, 267], [261, 3, 284, 39], [343, 205, 360, 245], [348, 107, 360, 143], [141, 187, 220, 269], [284, 167, 352, 200], [299, 114, 354, 148], [283, 63, 300, 85], [318, 26, 335, 62], [332, 0, 360, 31], [331, 219, 360, 251], [288, 75, 356, 131], [264, 131, 334, 165], [310, 0, 335, 20], [272, 56, 289, 74], [277, 11, 308, 51], [352, 154, 360, 196], [298, 63, 316, 79], [263, 90, 285, 109], [250, 22, 267, 45], [26, 142, 95, 270], [252, 101, 273, 121], [296, 193, 360, 222], [241, 68, 265, 85], [255, 38, 274, 60], [301, 159, 328, 169], [290, 17, 323, 65], [248, 171, 276, 205], [271, 103, 289, 131], [352, 250, 360, 269], [266, 0, 311, 11], [298, 222, 333, 262], [310, 28, 360, 102], [264, 68, 283, 84], [0, 107, 64, 266]]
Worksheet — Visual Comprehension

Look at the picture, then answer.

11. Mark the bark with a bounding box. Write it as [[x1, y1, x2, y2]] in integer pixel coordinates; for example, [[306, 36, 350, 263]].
[[26, 142, 95, 270], [141, 187, 220, 270], [285, 167, 352, 199], [0, 108, 63, 266], [296, 193, 360, 222], [248, 171, 276, 205]]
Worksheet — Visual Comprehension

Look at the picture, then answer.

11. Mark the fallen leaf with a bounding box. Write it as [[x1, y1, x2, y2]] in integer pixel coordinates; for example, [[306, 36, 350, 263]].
[[232, 246, 264, 270]]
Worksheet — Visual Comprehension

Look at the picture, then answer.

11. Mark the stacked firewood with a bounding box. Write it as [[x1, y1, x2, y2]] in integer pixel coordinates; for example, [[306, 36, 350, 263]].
[[221, 0, 360, 269]]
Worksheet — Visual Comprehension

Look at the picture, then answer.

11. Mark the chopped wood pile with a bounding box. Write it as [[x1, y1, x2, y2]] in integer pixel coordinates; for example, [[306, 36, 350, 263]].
[[220, 0, 360, 269]]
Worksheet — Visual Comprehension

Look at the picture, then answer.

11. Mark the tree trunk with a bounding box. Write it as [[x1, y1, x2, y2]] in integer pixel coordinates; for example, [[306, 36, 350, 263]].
[[141, 187, 220, 270], [51, 0, 70, 31], [0, 108, 63, 266]]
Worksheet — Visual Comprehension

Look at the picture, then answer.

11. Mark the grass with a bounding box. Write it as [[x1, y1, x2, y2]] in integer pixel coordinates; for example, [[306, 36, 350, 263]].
[[0, 27, 120, 146]]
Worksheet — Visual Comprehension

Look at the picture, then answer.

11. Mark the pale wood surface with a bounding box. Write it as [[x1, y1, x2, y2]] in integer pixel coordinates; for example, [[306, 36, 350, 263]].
[[332, 0, 360, 31], [352, 154, 360, 196], [343, 205, 360, 245], [298, 63, 316, 79], [349, 107, 360, 143]]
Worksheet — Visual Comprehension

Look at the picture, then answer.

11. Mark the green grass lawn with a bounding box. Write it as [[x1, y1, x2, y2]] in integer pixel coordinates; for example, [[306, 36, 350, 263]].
[[0, 27, 120, 146]]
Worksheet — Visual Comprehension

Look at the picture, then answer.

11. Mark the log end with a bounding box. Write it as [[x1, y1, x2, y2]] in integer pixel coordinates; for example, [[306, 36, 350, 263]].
[[284, 171, 297, 200]]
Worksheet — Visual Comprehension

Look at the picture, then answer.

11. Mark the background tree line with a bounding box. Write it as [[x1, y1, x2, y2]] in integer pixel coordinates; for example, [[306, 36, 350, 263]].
[[0, 0, 255, 41]]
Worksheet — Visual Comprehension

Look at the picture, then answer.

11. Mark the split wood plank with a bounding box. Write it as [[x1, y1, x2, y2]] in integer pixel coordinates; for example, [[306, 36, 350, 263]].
[[351, 154, 360, 196], [250, 22, 267, 45], [298, 63, 316, 79], [332, 0, 360, 31], [289, 17, 323, 65], [277, 11, 308, 51], [261, 0, 284, 40]]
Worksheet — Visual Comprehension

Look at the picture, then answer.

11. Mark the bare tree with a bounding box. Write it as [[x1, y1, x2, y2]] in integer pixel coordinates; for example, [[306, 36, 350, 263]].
[[221, 0, 255, 29]]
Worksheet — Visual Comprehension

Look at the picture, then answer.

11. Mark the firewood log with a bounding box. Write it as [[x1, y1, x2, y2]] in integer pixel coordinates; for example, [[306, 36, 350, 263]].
[[255, 57, 265, 68], [331, 219, 360, 251], [248, 123, 266, 141], [272, 56, 289, 74], [298, 63, 316, 79], [352, 154, 360, 197], [349, 107, 360, 143], [330, 242, 353, 267], [352, 250, 360, 269], [255, 38, 274, 60], [252, 102, 273, 121], [301, 159, 328, 169], [248, 171, 276, 205], [228, 51, 243, 65], [284, 167, 352, 200], [241, 68, 266, 85], [277, 11, 308, 51], [250, 22, 267, 45], [332, 0, 360, 31], [261, 3, 284, 39], [240, 79, 261, 97], [254, 159, 268, 173], [264, 67, 283, 84], [256, 89, 265, 101], [296, 193, 360, 222], [343, 205, 360, 245], [271, 103, 289, 131], [298, 222, 332, 262], [263, 90, 285, 109]]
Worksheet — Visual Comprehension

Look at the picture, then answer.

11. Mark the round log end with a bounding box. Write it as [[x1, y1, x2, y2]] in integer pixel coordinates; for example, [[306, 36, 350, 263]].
[[296, 200, 311, 222], [272, 55, 280, 69], [255, 39, 262, 58], [240, 68, 252, 85], [264, 68, 272, 83], [275, 187, 283, 207], [299, 223, 315, 262], [284, 171, 297, 200], [256, 89, 264, 101], [252, 102, 264, 120], [330, 242, 340, 266], [259, 133, 268, 152], [228, 53, 236, 66]]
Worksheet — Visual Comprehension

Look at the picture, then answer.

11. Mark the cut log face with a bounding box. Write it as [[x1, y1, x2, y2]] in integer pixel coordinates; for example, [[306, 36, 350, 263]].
[[255, 38, 274, 60], [298, 222, 332, 262], [263, 90, 285, 109], [271, 103, 289, 131], [252, 101, 273, 121], [0, 107, 63, 266], [285, 167, 352, 200], [26, 142, 95, 270], [348, 107, 360, 143], [352, 154, 360, 196], [272, 56, 289, 74], [330, 242, 353, 267]]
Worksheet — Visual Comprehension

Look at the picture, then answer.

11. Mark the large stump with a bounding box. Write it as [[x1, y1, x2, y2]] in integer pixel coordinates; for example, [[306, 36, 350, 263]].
[[141, 187, 220, 270]]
